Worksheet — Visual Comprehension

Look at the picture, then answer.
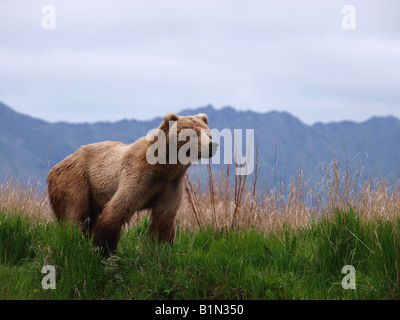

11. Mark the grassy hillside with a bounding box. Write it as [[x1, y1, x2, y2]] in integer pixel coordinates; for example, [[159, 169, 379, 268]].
[[0, 209, 399, 300], [0, 160, 399, 300]]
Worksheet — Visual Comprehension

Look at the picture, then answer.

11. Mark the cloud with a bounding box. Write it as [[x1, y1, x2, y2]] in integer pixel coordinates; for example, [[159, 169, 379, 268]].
[[0, 0, 399, 124]]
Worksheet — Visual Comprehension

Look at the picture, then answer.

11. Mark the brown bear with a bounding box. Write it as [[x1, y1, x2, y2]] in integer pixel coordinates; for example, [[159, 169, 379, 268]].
[[47, 112, 218, 254]]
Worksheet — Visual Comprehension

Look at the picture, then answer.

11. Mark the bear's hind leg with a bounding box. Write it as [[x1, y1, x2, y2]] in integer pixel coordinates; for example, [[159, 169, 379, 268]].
[[47, 165, 91, 233], [62, 186, 90, 225]]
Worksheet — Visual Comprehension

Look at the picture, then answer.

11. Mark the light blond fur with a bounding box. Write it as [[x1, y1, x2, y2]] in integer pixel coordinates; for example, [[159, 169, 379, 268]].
[[47, 112, 214, 253]]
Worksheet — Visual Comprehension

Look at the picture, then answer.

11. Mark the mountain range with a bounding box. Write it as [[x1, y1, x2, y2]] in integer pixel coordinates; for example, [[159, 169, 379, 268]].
[[1, 101, 399, 189]]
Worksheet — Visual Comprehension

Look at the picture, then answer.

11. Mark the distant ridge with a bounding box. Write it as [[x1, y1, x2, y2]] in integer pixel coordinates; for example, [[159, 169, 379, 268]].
[[0, 101, 399, 186]]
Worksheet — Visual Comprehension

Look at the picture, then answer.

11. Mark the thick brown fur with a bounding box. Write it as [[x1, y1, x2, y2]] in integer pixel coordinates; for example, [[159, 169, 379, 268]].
[[47, 113, 216, 254]]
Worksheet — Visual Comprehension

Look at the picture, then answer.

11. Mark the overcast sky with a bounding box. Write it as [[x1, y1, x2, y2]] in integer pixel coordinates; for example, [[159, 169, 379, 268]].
[[0, 0, 399, 124]]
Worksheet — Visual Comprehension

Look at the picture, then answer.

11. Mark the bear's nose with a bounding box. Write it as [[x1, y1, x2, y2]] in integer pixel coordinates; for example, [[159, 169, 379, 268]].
[[209, 141, 219, 156], [210, 141, 219, 149]]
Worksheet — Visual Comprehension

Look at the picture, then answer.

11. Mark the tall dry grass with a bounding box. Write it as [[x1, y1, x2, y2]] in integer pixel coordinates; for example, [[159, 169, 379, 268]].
[[0, 157, 399, 233], [0, 179, 52, 220], [177, 158, 400, 233]]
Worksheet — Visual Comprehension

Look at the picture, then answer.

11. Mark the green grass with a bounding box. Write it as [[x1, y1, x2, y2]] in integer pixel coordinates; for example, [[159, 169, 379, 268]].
[[0, 208, 399, 300]]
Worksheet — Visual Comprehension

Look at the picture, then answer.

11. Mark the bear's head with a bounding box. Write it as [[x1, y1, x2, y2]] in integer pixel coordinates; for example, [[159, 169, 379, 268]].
[[147, 112, 218, 165]]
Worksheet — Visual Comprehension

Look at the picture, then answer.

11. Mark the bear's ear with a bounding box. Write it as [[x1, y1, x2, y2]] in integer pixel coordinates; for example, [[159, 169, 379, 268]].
[[164, 112, 179, 123], [196, 113, 208, 125]]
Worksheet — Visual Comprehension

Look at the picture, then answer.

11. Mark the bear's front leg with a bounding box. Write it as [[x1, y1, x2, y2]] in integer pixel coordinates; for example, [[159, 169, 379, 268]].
[[149, 211, 177, 244], [92, 205, 123, 255], [91, 180, 146, 255], [149, 182, 183, 244]]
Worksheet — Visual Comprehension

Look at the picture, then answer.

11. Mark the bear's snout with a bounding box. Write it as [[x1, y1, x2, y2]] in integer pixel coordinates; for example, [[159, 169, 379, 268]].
[[209, 141, 219, 157]]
